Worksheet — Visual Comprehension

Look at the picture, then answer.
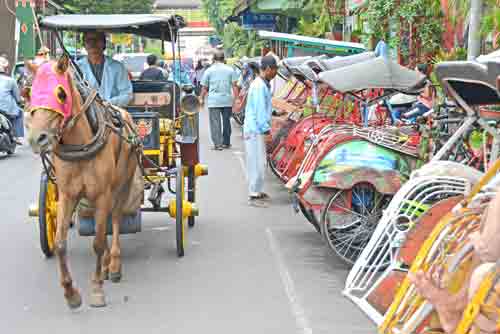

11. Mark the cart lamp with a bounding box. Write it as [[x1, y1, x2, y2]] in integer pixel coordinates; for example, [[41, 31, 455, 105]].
[[29, 203, 39, 217], [168, 200, 199, 218]]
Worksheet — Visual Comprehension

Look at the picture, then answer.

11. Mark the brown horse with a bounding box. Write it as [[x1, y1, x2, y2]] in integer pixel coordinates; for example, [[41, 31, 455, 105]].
[[26, 56, 138, 308]]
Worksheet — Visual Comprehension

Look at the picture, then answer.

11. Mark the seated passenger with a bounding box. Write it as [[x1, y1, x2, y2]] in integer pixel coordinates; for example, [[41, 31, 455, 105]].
[[78, 31, 132, 107], [140, 54, 166, 81]]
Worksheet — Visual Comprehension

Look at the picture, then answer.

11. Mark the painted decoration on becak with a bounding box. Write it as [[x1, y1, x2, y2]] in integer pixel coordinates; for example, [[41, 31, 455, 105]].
[[135, 119, 153, 140], [313, 140, 410, 184]]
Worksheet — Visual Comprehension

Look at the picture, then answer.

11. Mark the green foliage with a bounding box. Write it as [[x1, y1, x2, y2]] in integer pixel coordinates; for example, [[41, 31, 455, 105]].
[[448, 0, 500, 49], [295, 0, 342, 37], [201, 0, 265, 57], [481, 5, 500, 47], [62, 0, 154, 14], [201, 0, 236, 36], [223, 23, 264, 57], [363, 0, 444, 57], [429, 47, 468, 99]]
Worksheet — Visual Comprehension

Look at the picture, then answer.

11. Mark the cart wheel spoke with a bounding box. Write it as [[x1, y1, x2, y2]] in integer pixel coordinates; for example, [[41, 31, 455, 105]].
[[321, 183, 392, 267]]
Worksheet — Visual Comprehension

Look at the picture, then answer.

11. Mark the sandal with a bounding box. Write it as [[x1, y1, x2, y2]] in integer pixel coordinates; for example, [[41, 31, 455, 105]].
[[257, 193, 271, 201]]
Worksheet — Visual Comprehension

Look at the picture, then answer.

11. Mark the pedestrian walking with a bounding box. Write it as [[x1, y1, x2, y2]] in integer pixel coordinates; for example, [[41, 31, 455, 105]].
[[243, 55, 278, 207], [140, 54, 167, 81], [199, 50, 238, 150], [0, 56, 23, 144]]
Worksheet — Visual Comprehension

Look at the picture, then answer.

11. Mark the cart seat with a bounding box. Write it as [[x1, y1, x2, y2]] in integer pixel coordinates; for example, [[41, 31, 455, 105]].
[[129, 80, 180, 119]]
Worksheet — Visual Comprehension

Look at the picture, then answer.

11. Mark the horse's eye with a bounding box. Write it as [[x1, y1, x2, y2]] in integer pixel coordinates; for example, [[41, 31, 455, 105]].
[[55, 85, 67, 104]]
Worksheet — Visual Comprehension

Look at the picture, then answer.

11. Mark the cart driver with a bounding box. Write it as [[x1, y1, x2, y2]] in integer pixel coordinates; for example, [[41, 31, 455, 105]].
[[78, 31, 133, 107]]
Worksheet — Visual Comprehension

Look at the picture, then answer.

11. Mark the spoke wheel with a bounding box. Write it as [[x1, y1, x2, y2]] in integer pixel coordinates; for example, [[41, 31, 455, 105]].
[[320, 183, 391, 266], [187, 166, 196, 228], [39, 172, 57, 258], [176, 160, 185, 257]]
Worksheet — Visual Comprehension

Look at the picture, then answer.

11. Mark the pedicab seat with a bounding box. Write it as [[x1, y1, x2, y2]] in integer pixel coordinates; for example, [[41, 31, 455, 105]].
[[129, 80, 180, 119]]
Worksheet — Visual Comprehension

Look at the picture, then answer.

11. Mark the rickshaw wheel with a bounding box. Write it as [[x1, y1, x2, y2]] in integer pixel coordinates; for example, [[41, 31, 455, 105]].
[[187, 166, 196, 228], [320, 183, 391, 266], [176, 161, 185, 257], [39, 172, 57, 258]]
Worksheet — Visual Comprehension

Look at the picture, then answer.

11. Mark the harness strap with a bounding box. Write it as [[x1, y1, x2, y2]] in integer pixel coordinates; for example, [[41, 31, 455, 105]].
[[61, 89, 98, 133]]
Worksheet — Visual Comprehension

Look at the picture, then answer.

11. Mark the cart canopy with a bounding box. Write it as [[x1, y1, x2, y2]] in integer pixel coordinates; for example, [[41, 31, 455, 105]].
[[40, 14, 185, 41], [318, 56, 426, 93], [434, 60, 500, 106]]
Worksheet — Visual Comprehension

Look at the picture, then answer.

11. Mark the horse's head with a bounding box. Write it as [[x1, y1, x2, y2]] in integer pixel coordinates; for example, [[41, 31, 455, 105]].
[[26, 56, 74, 153]]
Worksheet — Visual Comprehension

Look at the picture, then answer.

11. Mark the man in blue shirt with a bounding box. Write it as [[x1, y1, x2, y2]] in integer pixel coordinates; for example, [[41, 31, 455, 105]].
[[200, 50, 238, 150], [78, 31, 133, 107], [243, 55, 278, 207]]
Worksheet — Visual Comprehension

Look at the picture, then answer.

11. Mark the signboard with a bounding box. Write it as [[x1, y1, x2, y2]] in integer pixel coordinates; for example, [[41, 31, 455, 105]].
[[347, 0, 368, 11], [241, 10, 276, 30], [16, 0, 36, 59]]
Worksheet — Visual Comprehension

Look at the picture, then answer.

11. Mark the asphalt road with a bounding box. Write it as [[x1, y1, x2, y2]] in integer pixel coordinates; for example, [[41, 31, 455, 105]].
[[0, 110, 375, 334]]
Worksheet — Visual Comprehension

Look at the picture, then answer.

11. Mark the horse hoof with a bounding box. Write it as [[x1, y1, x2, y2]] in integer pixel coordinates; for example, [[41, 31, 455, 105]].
[[110, 271, 122, 283], [66, 290, 82, 310], [89, 293, 106, 308]]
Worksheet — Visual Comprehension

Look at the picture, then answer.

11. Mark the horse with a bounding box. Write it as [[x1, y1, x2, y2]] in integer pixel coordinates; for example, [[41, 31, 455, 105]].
[[26, 56, 139, 309]]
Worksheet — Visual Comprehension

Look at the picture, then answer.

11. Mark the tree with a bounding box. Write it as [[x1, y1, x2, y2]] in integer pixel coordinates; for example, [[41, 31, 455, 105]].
[[61, 0, 154, 14]]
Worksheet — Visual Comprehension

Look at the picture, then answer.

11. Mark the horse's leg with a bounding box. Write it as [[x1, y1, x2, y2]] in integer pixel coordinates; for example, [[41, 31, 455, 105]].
[[89, 193, 112, 307], [109, 213, 122, 283], [55, 195, 81, 309], [101, 243, 110, 281]]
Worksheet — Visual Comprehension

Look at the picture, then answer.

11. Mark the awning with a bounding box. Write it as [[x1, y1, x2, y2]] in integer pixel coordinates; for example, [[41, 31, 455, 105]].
[[258, 30, 366, 55]]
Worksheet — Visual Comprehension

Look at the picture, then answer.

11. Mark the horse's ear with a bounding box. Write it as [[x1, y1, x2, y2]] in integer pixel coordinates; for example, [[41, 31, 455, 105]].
[[25, 60, 39, 75], [55, 54, 69, 74]]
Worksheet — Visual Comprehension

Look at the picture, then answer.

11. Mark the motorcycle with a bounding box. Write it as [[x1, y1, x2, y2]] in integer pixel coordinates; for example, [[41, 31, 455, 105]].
[[0, 110, 17, 155]]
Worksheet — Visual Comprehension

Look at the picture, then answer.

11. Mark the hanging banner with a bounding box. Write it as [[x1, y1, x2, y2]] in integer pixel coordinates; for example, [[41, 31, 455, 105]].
[[16, 0, 36, 59]]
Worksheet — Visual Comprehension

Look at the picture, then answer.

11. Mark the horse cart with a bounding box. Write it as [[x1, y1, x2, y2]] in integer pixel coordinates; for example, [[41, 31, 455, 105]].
[[27, 14, 207, 262]]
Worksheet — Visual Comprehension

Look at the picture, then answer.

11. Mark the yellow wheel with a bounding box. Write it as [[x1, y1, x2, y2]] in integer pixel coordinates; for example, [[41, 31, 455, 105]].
[[187, 166, 196, 228], [39, 172, 57, 258], [176, 160, 185, 257]]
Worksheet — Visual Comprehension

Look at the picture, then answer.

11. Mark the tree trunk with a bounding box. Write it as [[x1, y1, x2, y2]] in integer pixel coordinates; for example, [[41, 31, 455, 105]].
[[467, 0, 483, 60]]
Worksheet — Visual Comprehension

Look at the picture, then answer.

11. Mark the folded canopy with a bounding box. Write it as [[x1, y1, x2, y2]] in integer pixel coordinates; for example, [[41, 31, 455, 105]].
[[435, 60, 500, 106], [40, 14, 185, 41], [318, 56, 426, 93]]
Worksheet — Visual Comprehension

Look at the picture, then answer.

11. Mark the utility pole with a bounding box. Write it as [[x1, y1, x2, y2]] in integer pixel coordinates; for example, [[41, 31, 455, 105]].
[[467, 0, 483, 60]]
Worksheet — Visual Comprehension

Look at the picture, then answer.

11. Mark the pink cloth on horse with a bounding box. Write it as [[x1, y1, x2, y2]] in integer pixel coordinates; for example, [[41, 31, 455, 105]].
[[30, 62, 73, 121]]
